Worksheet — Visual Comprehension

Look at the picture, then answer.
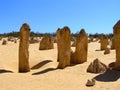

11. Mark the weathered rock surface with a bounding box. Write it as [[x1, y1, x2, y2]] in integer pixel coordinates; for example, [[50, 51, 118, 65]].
[[104, 48, 110, 55], [2, 39, 7, 45], [19, 23, 30, 72], [39, 36, 54, 50], [71, 29, 88, 64], [0, 37, 2, 41], [100, 34, 109, 50], [29, 37, 39, 44], [111, 38, 115, 49], [57, 26, 71, 69], [86, 79, 96, 87], [87, 58, 107, 73], [113, 20, 120, 70]]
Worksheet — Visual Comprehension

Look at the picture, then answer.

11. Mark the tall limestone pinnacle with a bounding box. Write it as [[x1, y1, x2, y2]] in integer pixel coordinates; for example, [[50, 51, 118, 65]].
[[113, 20, 120, 70], [71, 29, 88, 64], [56, 26, 71, 69], [19, 23, 30, 72]]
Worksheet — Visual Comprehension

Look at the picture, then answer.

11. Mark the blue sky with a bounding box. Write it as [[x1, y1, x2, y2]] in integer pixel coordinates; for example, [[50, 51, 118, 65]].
[[0, 0, 120, 34]]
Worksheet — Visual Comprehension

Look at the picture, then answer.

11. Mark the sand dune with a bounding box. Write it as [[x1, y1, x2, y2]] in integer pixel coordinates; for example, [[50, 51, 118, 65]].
[[0, 39, 120, 90]]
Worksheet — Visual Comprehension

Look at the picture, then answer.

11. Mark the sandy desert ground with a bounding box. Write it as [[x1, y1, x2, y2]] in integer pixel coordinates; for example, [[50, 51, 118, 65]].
[[0, 39, 120, 90]]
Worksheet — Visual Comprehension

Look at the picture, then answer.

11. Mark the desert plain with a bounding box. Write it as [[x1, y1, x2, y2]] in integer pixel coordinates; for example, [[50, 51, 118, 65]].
[[0, 38, 120, 90]]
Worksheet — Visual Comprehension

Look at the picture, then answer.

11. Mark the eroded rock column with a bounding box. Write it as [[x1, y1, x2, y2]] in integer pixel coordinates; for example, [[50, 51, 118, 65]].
[[100, 34, 109, 50], [19, 23, 30, 72], [71, 29, 88, 64], [111, 38, 115, 49], [57, 26, 71, 69], [39, 36, 54, 50], [113, 20, 120, 70]]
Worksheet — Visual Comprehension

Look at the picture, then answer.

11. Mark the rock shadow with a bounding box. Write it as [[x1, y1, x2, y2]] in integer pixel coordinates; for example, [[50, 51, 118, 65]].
[[31, 60, 52, 70], [93, 69, 120, 82], [0, 69, 13, 74], [32, 68, 56, 75], [95, 50, 103, 51]]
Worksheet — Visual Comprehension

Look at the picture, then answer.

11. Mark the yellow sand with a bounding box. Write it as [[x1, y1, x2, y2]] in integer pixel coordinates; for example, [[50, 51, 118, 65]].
[[0, 39, 119, 90]]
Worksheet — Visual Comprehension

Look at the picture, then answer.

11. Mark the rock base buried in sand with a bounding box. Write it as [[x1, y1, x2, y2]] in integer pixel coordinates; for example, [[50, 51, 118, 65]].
[[86, 79, 96, 87], [2, 39, 7, 45], [39, 36, 54, 50], [100, 34, 109, 50], [104, 48, 110, 55], [87, 58, 107, 73], [0, 37, 2, 41], [108, 62, 115, 70]]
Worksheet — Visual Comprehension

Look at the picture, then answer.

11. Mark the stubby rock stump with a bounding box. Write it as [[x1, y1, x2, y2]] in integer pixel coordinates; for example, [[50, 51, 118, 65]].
[[100, 34, 109, 50], [2, 39, 7, 45], [87, 58, 107, 73], [104, 48, 110, 55], [39, 36, 54, 50], [86, 79, 96, 87]]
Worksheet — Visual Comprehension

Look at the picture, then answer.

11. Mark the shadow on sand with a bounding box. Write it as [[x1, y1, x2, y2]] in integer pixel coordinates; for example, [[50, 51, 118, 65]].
[[0, 69, 13, 74], [31, 60, 52, 70], [95, 49, 103, 51], [32, 62, 81, 75], [32, 68, 56, 75], [93, 69, 120, 82]]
